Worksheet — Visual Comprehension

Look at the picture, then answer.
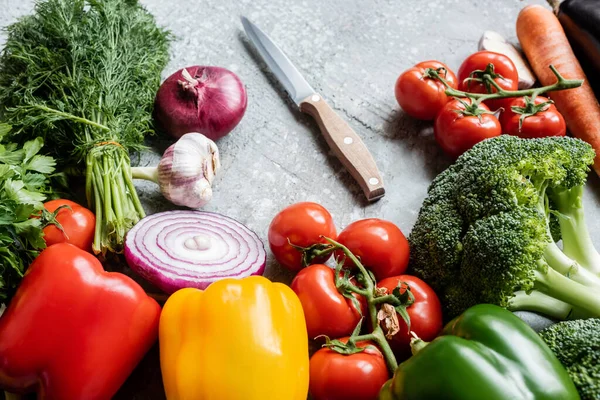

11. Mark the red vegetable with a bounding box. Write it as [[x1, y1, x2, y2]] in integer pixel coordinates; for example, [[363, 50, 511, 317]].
[[377, 275, 443, 360], [335, 218, 409, 281], [395, 60, 458, 120], [124, 210, 266, 293], [42, 199, 95, 252], [291, 264, 365, 339], [434, 98, 502, 158], [0, 243, 160, 400], [154, 66, 247, 141], [458, 51, 519, 111], [309, 338, 389, 400], [500, 96, 566, 138], [268, 202, 337, 272]]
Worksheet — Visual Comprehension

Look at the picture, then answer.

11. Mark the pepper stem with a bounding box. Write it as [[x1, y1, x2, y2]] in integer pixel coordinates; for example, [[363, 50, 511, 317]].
[[409, 331, 429, 356]]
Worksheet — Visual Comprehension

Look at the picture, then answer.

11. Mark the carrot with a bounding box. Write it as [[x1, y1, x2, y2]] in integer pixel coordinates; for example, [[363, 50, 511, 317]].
[[517, 4, 600, 176]]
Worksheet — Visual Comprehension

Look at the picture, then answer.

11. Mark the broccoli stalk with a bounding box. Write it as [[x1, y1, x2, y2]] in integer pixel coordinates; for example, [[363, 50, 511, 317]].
[[530, 265, 600, 317], [409, 136, 600, 320], [551, 185, 600, 275], [536, 180, 600, 291], [509, 291, 573, 320]]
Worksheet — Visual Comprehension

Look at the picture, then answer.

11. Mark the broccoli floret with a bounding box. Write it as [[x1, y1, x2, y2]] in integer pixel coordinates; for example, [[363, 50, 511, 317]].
[[539, 319, 600, 400], [409, 135, 600, 320]]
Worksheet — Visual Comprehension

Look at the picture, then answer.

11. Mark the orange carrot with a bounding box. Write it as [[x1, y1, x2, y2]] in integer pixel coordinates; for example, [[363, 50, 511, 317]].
[[517, 5, 600, 176]]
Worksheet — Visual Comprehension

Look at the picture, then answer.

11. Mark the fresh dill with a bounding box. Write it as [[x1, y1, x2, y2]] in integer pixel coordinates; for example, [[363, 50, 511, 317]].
[[0, 0, 170, 254]]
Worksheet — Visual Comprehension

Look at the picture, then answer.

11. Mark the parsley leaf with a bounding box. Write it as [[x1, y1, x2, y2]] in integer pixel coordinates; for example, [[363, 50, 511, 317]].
[[0, 124, 59, 303]]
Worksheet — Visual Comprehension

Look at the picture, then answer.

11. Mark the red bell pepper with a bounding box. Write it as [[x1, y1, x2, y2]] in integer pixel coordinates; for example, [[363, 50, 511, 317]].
[[0, 243, 161, 400]]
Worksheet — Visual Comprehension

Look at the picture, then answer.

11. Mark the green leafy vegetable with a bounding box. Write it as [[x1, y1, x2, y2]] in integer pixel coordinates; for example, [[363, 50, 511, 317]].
[[0, 123, 62, 303], [0, 0, 170, 255], [408, 135, 600, 320]]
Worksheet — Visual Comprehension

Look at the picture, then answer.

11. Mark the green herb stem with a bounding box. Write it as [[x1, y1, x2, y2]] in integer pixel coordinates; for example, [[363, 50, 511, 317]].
[[32, 105, 110, 132], [87, 146, 145, 255]]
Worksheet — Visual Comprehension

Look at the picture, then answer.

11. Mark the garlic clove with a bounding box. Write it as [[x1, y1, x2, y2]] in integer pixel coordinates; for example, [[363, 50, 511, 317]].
[[478, 31, 536, 89]]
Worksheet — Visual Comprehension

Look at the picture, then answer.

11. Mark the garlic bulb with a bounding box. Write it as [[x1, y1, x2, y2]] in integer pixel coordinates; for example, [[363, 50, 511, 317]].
[[131, 133, 220, 208]]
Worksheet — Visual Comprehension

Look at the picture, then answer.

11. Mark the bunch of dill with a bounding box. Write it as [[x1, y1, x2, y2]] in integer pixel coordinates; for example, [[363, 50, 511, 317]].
[[0, 0, 170, 254]]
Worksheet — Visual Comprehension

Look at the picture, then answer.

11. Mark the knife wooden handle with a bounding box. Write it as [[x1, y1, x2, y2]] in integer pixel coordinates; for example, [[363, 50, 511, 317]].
[[299, 94, 385, 201]]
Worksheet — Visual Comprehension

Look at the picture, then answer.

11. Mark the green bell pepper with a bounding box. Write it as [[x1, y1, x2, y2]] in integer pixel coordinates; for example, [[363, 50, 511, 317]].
[[379, 304, 579, 400]]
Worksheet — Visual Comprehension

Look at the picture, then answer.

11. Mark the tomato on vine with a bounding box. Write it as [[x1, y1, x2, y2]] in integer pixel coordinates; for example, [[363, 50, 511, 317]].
[[377, 275, 443, 360], [335, 218, 409, 281], [457, 51, 519, 111], [309, 338, 389, 400], [395, 61, 458, 120], [500, 96, 566, 138], [291, 264, 365, 339], [434, 98, 502, 158], [268, 202, 337, 272]]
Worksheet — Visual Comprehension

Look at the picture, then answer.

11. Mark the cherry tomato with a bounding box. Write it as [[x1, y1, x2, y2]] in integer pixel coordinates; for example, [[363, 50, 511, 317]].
[[434, 98, 502, 158], [377, 275, 442, 360], [500, 96, 566, 138], [42, 199, 95, 252], [291, 264, 365, 339], [335, 219, 409, 281], [395, 61, 458, 120], [457, 51, 518, 111], [309, 338, 389, 400], [268, 202, 337, 272]]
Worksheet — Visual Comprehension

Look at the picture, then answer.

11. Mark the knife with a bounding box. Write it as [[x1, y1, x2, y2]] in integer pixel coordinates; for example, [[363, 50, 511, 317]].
[[241, 17, 385, 201]]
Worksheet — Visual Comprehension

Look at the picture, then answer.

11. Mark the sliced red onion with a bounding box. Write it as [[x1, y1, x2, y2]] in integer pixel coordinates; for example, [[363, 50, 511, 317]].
[[124, 210, 265, 293]]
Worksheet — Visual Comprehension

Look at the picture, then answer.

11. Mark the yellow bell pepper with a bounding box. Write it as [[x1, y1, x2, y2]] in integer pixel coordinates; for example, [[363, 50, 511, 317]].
[[159, 276, 309, 400]]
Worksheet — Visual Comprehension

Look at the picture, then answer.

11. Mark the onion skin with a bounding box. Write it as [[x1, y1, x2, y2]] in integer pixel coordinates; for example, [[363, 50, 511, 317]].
[[124, 211, 266, 293], [155, 66, 248, 141]]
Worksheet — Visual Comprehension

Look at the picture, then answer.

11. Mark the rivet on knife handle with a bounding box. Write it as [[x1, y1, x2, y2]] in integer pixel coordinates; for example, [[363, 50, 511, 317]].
[[299, 94, 385, 201]]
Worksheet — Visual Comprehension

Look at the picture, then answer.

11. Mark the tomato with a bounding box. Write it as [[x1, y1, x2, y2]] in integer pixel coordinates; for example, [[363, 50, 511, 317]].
[[268, 202, 337, 272], [500, 96, 566, 138], [395, 61, 458, 120], [457, 51, 518, 111], [309, 338, 389, 400], [335, 219, 409, 281], [42, 199, 95, 252], [291, 264, 365, 339], [434, 98, 502, 158], [377, 275, 442, 360]]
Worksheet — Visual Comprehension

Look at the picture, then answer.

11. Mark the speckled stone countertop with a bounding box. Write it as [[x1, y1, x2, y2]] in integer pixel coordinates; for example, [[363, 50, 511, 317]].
[[2, 0, 600, 398]]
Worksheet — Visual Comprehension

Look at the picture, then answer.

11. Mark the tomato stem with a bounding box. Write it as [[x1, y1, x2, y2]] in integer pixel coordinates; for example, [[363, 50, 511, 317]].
[[372, 294, 404, 305], [322, 237, 399, 374], [511, 96, 555, 131], [344, 284, 369, 297], [426, 65, 582, 101]]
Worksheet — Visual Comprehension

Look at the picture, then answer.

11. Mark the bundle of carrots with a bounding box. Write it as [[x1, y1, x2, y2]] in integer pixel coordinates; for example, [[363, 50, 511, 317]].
[[517, 4, 600, 176]]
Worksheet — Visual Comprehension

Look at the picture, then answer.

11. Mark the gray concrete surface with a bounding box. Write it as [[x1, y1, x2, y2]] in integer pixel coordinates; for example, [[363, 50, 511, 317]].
[[2, 0, 598, 282], [1, 0, 599, 398]]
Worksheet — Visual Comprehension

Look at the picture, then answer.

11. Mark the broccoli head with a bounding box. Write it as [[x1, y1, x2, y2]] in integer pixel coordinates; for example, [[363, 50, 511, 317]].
[[409, 135, 600, 319], [539, 319, 600, 400]]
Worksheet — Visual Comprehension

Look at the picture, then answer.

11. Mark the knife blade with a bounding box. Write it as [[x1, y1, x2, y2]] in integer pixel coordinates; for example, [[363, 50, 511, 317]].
[[242, 17, 385, 201]]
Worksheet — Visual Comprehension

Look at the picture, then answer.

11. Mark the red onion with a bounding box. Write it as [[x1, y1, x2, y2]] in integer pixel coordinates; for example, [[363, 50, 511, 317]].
[[154, 66, 248, 141], [124, 210, 265, 293]]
